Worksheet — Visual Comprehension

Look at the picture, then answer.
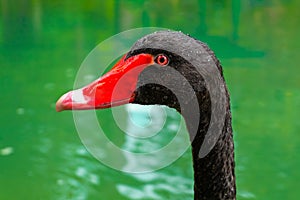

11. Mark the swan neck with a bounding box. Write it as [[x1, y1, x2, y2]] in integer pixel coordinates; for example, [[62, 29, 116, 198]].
[[183, 92, 236, 200]]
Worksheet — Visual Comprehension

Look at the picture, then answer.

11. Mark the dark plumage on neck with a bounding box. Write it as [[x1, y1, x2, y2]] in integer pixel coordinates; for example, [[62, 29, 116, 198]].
[[131, 46, 236, 200], [188, 73, 236, 200]]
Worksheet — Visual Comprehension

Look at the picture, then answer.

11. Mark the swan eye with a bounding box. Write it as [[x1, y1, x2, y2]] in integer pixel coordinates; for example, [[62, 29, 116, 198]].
[[155, 54, 169, 66]]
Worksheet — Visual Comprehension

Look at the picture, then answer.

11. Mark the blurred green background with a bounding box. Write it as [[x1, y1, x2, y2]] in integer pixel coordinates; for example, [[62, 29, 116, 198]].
[[0, 0, 299, 199]]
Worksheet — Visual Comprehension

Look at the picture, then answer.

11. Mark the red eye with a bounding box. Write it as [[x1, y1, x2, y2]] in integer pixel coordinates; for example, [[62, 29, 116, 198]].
[[155, 54, 169, 66]]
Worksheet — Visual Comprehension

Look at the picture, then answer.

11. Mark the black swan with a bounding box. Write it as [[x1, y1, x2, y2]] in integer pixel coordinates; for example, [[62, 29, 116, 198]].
[[56, 31, 236, 200]]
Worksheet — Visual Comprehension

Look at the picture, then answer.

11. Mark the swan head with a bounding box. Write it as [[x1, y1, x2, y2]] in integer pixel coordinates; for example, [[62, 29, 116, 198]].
[[56, 31, 217, 113]]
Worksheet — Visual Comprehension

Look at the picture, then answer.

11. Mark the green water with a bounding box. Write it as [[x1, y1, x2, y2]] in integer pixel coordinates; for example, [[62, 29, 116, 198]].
[[1, 0, 299, 199]]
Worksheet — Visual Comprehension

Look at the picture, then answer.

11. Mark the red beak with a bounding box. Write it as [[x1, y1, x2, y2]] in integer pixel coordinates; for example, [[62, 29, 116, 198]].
[[56, 53, 154, 112]]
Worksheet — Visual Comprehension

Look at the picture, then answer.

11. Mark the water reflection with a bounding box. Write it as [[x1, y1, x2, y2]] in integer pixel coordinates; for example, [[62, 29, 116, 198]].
[[0, 146, 14, 156], [115, 104, 193, 199], [53, 145, 101, 200], [117, 172, 193, 199], [124, 104, 167, 139]]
